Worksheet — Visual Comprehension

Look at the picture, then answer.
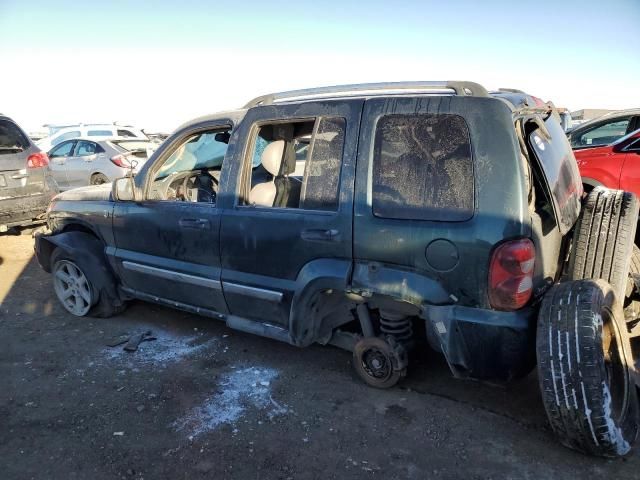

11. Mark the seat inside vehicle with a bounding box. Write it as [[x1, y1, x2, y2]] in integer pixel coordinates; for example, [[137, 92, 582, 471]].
[[248, 121, 313, 208]]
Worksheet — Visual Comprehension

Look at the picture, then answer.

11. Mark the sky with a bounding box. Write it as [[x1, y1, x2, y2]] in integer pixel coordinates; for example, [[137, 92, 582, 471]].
[[1, 0, 639, 133]]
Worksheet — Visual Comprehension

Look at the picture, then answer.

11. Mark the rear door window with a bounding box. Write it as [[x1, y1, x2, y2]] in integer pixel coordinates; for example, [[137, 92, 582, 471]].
[[75, 141, 102, 156], [372, 114, 474, 221], [572, 119, 630, 148]]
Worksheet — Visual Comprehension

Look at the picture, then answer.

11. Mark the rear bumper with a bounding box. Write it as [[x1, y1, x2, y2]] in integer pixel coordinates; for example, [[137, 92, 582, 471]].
[[424, 304, 536, 382], [0, 193, 53, 229]]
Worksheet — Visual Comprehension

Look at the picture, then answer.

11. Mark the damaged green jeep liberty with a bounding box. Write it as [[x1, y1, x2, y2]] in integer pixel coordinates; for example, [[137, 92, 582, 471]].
[[35, 81, 640, 457]]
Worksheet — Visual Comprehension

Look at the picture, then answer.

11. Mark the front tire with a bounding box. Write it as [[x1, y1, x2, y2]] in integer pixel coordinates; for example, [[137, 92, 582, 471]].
[[51, 247, 125, 318], [90, 173, 109, 185], [537, 279, 638, 457]]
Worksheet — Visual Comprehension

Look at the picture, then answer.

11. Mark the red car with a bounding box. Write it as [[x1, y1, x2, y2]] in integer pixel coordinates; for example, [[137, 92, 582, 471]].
[[574, 128, 640, 197]]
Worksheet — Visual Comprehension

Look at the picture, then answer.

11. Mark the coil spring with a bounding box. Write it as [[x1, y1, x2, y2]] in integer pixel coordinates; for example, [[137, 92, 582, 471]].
[[379, 314, 413, 342]]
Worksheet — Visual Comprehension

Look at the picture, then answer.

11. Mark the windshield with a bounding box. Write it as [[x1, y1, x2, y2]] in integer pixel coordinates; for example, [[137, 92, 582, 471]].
[[157, 131, 228, 178]]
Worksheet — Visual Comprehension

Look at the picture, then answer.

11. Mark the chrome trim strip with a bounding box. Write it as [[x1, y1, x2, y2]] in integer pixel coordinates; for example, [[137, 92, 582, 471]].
[[122, 261, 221, 290], [223, 282, 283, 303]]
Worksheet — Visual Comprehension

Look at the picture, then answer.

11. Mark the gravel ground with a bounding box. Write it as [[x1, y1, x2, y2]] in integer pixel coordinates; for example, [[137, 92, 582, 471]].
[[1, 233, 639, 479]]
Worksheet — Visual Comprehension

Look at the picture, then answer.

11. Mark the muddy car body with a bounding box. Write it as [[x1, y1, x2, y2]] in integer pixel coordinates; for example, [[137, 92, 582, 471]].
[[35, 82, 640, 457], [0, 115, 58, 232]]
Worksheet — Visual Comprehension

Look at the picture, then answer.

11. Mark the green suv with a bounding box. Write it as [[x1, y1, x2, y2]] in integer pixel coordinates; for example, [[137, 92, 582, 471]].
[[35, 81, 640, 457]]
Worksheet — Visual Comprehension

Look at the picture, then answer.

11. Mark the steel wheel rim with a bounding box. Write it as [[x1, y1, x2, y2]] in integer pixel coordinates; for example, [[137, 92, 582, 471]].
[[53, 260, 92, 316], [601, 307, 630, 424], [361, 347, 393, 381]]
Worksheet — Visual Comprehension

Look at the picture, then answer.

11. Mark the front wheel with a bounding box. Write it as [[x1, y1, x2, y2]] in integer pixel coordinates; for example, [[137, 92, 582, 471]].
[[51, 247, 125, 318], [90, 173, 109, 185], [537, 279, 638, 457]]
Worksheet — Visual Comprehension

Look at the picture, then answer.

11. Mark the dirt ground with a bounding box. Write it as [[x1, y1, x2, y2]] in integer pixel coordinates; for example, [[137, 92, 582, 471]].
[[1, 233, 639, 480]]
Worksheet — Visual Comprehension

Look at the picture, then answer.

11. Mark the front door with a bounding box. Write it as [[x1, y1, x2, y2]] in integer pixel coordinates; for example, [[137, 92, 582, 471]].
[[47, 140, 76, 190], [110, 120, 233, 314], [219, 100, 363, 328]]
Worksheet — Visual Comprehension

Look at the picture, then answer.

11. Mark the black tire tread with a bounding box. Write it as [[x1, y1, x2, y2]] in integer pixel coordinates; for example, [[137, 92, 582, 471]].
[[568, 187, 638, 298], [537, 279, 638, 457]]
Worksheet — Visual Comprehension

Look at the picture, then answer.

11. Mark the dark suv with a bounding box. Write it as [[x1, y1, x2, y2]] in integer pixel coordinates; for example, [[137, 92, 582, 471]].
[[34, 82, 640, 458], [1, 114, 58, 232]]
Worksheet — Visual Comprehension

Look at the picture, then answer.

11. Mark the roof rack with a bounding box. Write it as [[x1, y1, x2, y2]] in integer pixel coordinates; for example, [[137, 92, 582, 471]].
[[243, 81, 490, 108]]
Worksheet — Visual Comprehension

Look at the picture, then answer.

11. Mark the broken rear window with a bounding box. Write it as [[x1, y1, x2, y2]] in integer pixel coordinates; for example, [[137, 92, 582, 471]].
[[372, 114, 474, 221]]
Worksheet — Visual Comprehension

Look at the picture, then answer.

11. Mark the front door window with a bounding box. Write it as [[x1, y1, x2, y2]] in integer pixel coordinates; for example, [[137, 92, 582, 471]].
[[147, 129, 230, 204]]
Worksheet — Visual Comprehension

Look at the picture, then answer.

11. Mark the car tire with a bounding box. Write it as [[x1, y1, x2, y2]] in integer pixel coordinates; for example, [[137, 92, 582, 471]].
[[90, 173, 109, 185], [537, 279, 638, 457], [568, 187, 639, 299], [50, 247, 126, 318]]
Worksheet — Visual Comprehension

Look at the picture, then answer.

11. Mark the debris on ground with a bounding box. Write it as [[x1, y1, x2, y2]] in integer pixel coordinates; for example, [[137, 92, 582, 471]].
[[106, 331, 157, 352]]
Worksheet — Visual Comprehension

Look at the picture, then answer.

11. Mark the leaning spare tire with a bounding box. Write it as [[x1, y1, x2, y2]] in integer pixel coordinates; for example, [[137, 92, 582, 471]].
[[568, 187, 639, 299], [537, 279, 638, 457]]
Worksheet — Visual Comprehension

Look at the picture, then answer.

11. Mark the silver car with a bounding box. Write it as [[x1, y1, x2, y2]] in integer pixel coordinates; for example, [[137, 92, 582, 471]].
[[48, 138, 156, 190]]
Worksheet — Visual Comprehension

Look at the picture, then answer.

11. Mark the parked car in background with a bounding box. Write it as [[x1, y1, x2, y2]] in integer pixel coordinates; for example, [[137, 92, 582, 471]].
[[48, 138, 157, 190], [574, 128, 640, 196], [0, 114, 58, 232], [37, 123, 147, 153], [568, 108, 640, 149]]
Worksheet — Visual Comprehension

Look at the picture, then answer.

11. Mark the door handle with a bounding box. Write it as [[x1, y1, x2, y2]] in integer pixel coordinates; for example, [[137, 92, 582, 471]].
[[179, 218, 210, 229], [11, 173, 28, 179], [301, 228, 340, 242]]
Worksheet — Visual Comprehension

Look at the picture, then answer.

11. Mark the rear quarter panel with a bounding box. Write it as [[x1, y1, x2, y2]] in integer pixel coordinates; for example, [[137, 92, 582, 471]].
[[353, 96, 529, 309]]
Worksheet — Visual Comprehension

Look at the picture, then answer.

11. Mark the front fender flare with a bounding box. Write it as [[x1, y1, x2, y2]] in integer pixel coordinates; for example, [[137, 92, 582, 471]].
[[35, 231, 122, 306]]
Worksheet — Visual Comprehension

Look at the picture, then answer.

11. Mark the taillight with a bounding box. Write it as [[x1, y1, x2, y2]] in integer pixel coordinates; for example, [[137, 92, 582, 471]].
[[110, 154, 127, 167], [27, 152, 49, 168], [488, 239, 535, 311]]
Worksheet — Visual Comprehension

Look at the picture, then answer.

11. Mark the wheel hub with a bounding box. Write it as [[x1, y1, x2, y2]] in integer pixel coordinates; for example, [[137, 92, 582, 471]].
[[53, 260, 92, 317]]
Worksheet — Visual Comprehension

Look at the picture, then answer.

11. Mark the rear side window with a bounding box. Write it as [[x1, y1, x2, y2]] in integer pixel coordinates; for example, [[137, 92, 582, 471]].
[[75, 141, 104, 156], [372, 114, 474, 221], [88, 129, 113, 136], [0, 119, 30, 154], [117, 129, 136, 137]]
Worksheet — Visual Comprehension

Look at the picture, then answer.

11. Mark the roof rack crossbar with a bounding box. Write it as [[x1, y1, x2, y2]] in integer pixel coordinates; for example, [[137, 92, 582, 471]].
[[243, 81, 489, 108]]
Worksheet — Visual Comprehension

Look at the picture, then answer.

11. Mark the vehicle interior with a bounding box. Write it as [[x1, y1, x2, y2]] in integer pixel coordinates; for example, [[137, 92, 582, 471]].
[[147, 128, 230, 204], [244, 118, 344, 211]]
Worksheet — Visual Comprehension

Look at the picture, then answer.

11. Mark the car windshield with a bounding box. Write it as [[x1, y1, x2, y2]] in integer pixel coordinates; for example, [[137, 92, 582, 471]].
[[156, 132, 228, 178]]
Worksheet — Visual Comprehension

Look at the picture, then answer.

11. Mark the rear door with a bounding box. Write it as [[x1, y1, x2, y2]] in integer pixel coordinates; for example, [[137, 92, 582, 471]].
[[219, 100, 361, 328], [48, 140, 76, 190], [67, 140, 101, 188], [574, 146, 624, 189]]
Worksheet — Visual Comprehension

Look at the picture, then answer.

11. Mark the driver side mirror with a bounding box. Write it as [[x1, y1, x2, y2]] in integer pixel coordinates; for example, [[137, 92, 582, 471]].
[[112, 176, 136, 202]]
